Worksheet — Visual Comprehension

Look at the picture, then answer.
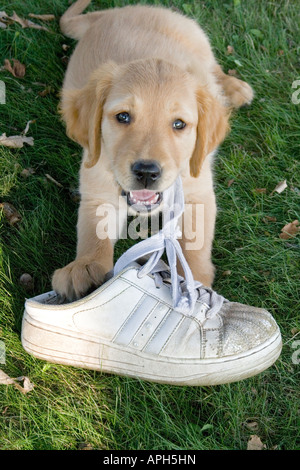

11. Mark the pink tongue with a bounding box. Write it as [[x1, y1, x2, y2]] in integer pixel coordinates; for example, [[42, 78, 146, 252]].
[[130, 190, 157, 202]]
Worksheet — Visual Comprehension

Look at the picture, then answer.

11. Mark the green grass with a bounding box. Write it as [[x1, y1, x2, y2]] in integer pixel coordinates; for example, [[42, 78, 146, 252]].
[[0, 0, 299, 451]]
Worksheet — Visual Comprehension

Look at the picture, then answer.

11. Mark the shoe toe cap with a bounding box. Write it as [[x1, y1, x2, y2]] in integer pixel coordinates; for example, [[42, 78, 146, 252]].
[[220, 302, 280, 357]]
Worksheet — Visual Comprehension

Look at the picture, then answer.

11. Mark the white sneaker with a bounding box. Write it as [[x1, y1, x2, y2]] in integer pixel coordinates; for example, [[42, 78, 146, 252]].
[[21, 177, 282, 385], [21, 259, 281, 386]]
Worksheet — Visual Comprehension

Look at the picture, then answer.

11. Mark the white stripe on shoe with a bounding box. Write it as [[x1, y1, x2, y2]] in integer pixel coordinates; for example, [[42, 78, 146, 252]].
[[143, 309, 183, 355], [113, 294, 158, 346], [127, 303, 170, 351]]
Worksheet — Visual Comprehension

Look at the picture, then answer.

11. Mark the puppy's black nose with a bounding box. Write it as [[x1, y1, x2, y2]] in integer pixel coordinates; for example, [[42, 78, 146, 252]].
[[131, 160, 162, 188]]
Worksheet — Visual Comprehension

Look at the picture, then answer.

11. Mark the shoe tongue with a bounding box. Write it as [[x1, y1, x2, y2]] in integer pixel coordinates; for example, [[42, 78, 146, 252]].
[[130, 190, 157, 202]]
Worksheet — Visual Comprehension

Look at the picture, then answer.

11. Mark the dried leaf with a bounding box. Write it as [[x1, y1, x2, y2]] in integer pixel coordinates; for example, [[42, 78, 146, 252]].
[[0, 133, 34, 148], [21, 167, 35, 178], [279, 220, 300, 240], [0, 369, 34, 394], [272, 179, 287, 194], [3, 58, 26, 78], [227, 178, 235, 187], [228, 69, 237, 76], [222, 270, 232, 276], [0, 202, 22, 225], [10, 11, 27, 27], [291, 327, 299, 337], [10, 11, 49, 31], [227, 45, 234, 55], [22, 376, 35, 393], [0, 11, 8, 27], [247, 435, 266, 450], [78, 443, 93, 450], [0, 370, 15, 385], [245, 421, 259, 432], [28, 13, 55, 21], [262, 216, 277, 223], [254, 188, 267, 193], [38, 86, 52, 97]]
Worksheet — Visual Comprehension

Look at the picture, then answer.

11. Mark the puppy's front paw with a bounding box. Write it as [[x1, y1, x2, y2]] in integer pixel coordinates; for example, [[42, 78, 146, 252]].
[[226, 77, 254, 108], [52, 257, 107, 301]]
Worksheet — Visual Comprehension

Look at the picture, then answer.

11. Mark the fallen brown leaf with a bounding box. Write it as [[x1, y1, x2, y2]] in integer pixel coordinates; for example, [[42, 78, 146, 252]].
[[0, 133, 34, 148], [0, 369, 34, 394], [227, 45, 235, 55], [271, 179, 287, 195], [247, 435, 266, 450], [10, 11, 49, 31], [28, 13, 55, 21], [0, 120, 34, 148], [291, 327, 300, 337], [245, 421, 259, 432], [279, 220, 299, 240], [38, 86, 52, 97], [0, 202, 22, 225], [262, 216, 277, 223], [0, 12, 6, 28], [222, 270, 232, 276], [254, 188, 267, 193], [0, 11, 9, 27], [20, 167, 35, 178], [78, 443, 93, 450], [3, 58, 26, 78]]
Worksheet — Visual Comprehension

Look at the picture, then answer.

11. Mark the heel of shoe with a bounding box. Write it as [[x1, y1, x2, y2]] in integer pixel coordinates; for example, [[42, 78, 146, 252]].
[[21, 310, 102, 370]]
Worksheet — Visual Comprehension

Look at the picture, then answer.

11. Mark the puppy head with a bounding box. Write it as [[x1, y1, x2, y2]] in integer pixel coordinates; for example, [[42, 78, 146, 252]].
[[60, 59, 229, 211]]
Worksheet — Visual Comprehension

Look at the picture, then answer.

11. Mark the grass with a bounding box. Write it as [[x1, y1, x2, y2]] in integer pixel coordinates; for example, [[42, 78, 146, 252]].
[[0, 0, 299, 451]]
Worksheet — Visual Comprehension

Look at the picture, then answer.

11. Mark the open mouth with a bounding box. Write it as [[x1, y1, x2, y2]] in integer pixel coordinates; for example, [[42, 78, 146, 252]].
[[122, 189, 163, 211]]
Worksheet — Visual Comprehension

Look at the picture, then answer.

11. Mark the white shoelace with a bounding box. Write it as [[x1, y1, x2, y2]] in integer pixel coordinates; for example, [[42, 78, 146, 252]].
[[114, 176, 225, 316]]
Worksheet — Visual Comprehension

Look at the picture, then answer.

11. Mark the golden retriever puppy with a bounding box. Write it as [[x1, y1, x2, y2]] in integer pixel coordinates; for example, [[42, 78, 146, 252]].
[[52, 0, 253, 301]]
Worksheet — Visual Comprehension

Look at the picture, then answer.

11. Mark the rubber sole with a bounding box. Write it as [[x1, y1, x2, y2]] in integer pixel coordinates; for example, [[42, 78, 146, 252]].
[[21, 309, 282, 386]]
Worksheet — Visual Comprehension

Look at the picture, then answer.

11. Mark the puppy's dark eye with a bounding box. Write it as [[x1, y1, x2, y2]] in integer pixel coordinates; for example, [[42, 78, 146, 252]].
[[116, 112, 131, 124], [172, 119, 186, 130]]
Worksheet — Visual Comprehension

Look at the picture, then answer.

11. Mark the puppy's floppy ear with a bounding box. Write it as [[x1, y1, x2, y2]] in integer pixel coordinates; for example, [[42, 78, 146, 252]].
[[60, 62, 118, 168], [190, 88, 230, 178]]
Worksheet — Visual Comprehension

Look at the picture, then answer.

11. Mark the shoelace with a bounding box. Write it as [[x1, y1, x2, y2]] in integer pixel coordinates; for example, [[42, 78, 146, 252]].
[[114, 176, 225, 316]]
